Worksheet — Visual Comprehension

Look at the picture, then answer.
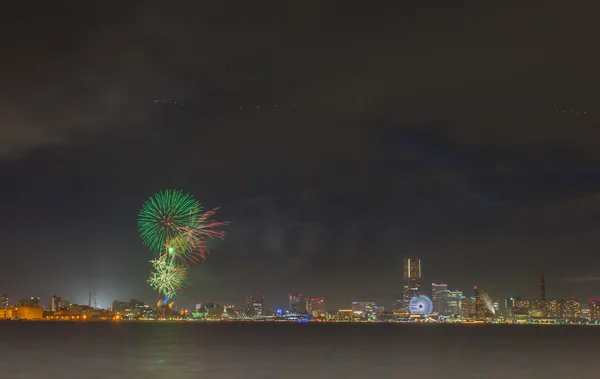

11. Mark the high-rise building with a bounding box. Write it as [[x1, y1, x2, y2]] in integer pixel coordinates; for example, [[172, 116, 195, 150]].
[[589, 299, 600, 322], [439, 290, 462, 316], [504, 297, 520, 320], [460, 296, 477, 318], [29, 297, 40, 307], [51, 295, 62, 312], [403, 258, 421, 281], [306, 297, 325, 317], [402, 258, 422, 311], [245, 293, 264, 318], [288, 294, 303, 314], [0, 294, 8, 309], [540, 268, 546, 301], [431, 283, 448, 314]]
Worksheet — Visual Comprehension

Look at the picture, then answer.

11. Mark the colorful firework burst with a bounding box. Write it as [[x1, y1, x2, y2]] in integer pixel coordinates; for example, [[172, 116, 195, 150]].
[[138, 189, 202, 255], [148, 255, 187, 298], [175, 207, 228, 262], [139, 189, 228, 299]]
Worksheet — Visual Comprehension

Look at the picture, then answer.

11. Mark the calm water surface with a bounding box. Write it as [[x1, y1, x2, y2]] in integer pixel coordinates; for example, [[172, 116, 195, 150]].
[[0, 322, 597, 378]]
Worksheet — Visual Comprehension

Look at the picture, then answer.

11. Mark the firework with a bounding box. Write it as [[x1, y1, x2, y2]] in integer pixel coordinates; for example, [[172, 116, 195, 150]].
[[148, 255, 187, 298], [176, 207, 228, 261], [138, 189, 202, 255]]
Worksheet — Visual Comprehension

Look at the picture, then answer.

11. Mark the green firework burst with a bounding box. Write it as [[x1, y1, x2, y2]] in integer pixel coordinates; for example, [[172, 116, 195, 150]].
[[148, 255, 187, 298], [138, 189, 203, 254]]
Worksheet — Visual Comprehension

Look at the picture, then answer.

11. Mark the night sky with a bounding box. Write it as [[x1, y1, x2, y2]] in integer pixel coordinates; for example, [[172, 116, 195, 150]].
[[1, 2, 599, 310]]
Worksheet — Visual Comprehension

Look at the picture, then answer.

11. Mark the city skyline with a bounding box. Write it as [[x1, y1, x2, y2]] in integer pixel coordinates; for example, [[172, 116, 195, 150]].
[[0, 262, 593, 313]]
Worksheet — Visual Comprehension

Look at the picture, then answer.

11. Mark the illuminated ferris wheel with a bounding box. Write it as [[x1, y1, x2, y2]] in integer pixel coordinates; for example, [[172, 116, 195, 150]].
[[409, 295, 433, 315]]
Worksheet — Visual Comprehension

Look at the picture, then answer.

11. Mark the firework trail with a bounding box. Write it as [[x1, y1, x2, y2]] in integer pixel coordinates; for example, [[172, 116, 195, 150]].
[[175, 207, 228, 262]]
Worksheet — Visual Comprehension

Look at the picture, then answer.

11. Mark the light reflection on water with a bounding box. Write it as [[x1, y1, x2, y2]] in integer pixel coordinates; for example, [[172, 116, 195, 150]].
[[0, 322, 597, 378]]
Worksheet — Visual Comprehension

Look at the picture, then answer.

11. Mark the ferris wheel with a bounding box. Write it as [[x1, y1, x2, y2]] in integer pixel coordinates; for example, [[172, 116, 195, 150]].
[[409, 295, 433, 315]]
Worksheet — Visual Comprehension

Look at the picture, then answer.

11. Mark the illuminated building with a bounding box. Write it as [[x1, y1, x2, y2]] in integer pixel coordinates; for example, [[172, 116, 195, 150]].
[[431, 283, 447, 314], [473, 285, 480, 298], [0, 308, 13, 319], [404, 258, 421, 280], [245, 293, 264, 318], [439, 290, 462, 316], [29, 297, 40, 307], [545, 299, 559, 318], [112, 300, 128, 314], [460, 297, 476, 318], [0, 294, 8, 309], [351, 301, 378, 319], [338, 310, 353, 320], [504, 297, 520, 320], [530, 300, 546, 318], [402, 258, 421, 311], [582, 308, 591, 321], [288, 294, 303, 314], [13, 306, 43, 320], [51, 295, 61, 312], [559, 299, 581, 319], [589, 299, 600, 322], [223, 305, 236, 318], [306, 297, 325, 317]]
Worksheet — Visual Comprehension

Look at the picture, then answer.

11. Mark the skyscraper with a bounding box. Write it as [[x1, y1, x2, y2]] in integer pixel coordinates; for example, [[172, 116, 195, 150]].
[[402, 258, 422, 311], [589, 299, 600, 322], [29, 297, 40, 307], [432, 283, 448, 314], [439, 290, 462, 316], [403, 258, 421, 281], [245, 293, 264, 318], [51, 295, 61, 312], [504, 297, 520, 321], [0, 294, 8, 309], [288, 294, 303, 314], [306, 297, 325, 317]]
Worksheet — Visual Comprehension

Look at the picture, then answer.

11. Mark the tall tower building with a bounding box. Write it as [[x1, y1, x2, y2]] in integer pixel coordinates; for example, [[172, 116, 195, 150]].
[[402, 258, 422, 311], [245, 293, 264, 318], [404, 258, 421, 281], [306, 297, 325, 317], [29, 297, 40, 307], [431, 283, 448, 314], [51, 295, 62, 312], [288, 294, 303, 314], [540, 268, 546, 301], [0, 294, 8, 309]]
